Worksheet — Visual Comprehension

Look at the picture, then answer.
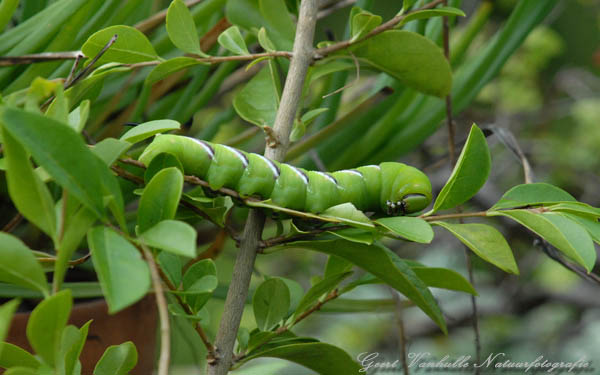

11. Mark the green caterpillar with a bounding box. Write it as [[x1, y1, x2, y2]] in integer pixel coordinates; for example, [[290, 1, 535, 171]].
[[139, 135, 432, 216]]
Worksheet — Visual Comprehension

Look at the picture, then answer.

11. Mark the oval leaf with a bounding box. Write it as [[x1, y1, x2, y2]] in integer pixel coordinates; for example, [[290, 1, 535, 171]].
[[88, 227, 151, 313], [233, 66, 280, 127], [218, 25, 249, 55], [411, 267, 477, 295], [0, 300, 19, 343], [351, 30, 452, 97], [82, 25, 158, 64], [120, 119, 180, 144], [433, 222, 518, 274], [0, 343, 42, 369], [138, 220, 197, 258], [144, 152, 184, 183], [293, 271, 352, 320], [242, 342, 361, 375], [433, 124, 491, 212], [0, 232, 48, 296], [376, 216, 433, 243], [492, 183, 576, 210], [137, 167, 184, 233], [94, 341, 137, 375], [26, 289, 72, 366], [399, 6, 466, 26], [1, 128, 56, 241], [166, 0, 205, 56], [489, 210, 596, 272], [253, 278, 290, 331]]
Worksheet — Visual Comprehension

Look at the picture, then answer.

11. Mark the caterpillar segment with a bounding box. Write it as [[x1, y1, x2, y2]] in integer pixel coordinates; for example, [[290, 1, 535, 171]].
[[139, 135, 432, 216]]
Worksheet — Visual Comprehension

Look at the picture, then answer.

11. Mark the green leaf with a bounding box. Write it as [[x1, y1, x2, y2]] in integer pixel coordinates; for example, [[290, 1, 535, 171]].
[[433, 222, 519, 274], [563, 214, 600, 245], [492, 183, 577, 210], [376, 217, 433, 243], [144, 152, 184, 183], [0, 343, 41, 369], [4, 367, 39, 375], [59, 321, 90, 375], [326, 228, 375, 245], [0, 106, 120, 219], [26, 290, 72, 366], [320, 203, 375, 230], [351, 30, 452, 97], [146, 57, 205, 85], [91, 138, 131, 166], [548, 202, 600, 218], [293, 271, 352, 320], [489, 210, 596, 272], [157, 251, 183, 287], [67, 100, 90, 133], [350, 7, 382, 42], [233, 66, 280, 127], [120, 119, 180, 144], [0, 0, 19, 33], [277, 277, 304, 317], [93, 341, 137, 375], [138, 220, 197, 258], [241, 342, 361, 374], [166, 0, 206, 56], [137, 167, 184, 233], [289, 119, 305, 142], [218, 26, 250, 55], [433, 124, 491, 212], [0, 232, 48, 296], [0, 299, 19, 343], [226, 0, 295, 51], [411, 267, 477, 295], [301, 108, 329, 125], [46, 86, 69, 124], [399, 7, 466, 26], [82, 25, 158, 64], [181, 259, 217, 313], [0, 127, 56, 241], [273, 240, 446, 332], [401, 0, 417, 13], [88, 227, 151, 313], [257, 27, 276, 52], [253, 278, 290, 331]]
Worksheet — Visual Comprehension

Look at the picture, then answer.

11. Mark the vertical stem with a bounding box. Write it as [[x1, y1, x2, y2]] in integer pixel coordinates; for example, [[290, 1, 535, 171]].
[[443, 5, 481, 373], [207, 2, 319, 374], [389, 288, 410, 375], [141, 245, 171, 375]]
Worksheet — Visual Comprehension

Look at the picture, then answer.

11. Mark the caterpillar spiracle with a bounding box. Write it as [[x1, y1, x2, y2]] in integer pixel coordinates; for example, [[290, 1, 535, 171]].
[[139, 135, 432, 216]]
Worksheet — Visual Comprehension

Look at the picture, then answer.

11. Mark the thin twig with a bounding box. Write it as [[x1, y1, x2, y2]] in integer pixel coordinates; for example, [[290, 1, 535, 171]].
[[317, 0, 357, 19], [37, 253, 91, 266], [65, 34, 118, 90], [127, 51, 292, 69], [2, 213, 23, 233], [314, 0, 446, 58], [141, 244, 171, 375], [389, 288, 410, 375], [0, 51, 82, 66], [209, 2, 319, 374], [322, 51, 359, 98], [260, 225, 348, 248], [65, 52, 84, 86]]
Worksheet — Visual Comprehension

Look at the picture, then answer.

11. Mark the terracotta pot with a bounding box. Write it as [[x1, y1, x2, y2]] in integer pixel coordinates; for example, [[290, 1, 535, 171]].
[[5, 295, 158, 375]]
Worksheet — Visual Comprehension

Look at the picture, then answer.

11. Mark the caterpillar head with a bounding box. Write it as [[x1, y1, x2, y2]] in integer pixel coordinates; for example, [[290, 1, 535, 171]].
[[380, 163, 432, 215]]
